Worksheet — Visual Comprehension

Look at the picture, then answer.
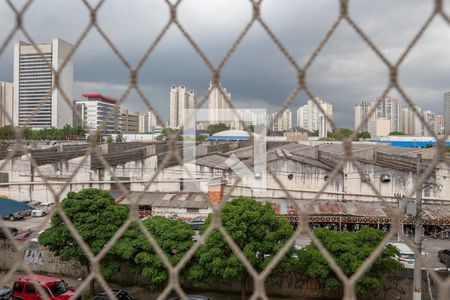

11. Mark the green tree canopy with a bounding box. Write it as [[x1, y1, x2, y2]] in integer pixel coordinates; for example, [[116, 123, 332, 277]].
[[17, 125, 86, 140], [38, 189, 129, 287], [358, 131, 371, 140], [311, 130, 319, 137], [297, 227, 401, 294], [337, 128, 353, 139], [195, 134, 207, 141], [389, 131, 406, 136], [112, 216, 194, 288], [115, 133, 125, 143], [207, 123, 230, 134], [188, 197, 295, 298], [0, 125, 15, 140]]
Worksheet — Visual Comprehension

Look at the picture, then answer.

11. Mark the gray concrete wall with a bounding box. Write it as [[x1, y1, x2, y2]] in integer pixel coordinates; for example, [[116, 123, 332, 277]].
[[0, 240, 87, 278]]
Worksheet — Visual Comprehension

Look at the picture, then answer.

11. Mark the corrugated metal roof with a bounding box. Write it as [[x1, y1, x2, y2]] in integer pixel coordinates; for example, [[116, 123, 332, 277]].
[[118, 192, 209, 209], [296, 201, 389, 217], [292, 200, 450, 221]]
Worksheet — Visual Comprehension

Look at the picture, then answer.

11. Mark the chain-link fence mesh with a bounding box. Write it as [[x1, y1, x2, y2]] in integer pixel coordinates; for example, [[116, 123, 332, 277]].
[[0, 0, 450, 299]]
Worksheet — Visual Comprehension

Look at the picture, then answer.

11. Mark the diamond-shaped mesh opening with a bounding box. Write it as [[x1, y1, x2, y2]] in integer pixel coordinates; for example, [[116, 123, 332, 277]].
[[0, 1, 450, 300]]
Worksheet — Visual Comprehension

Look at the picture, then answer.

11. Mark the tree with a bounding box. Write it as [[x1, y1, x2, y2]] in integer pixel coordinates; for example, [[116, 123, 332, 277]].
[[196, 134, 207, 141], [106, 135, 113, 144], [188, 197, 295, 299], [337, 128, 353, 139], [327, 131, 337, 140], [296, 227, 401, 294], [358, 131, 371, 140], [158, 128, 180, 141], [38, 189, 129, 294], [389, 131, 406, 136], [207, 123, 230, 135], [0, 126, 15, 140], [115, 133, 124, 143], [311, 130, 319, 137], [112, 217, 194, 288]]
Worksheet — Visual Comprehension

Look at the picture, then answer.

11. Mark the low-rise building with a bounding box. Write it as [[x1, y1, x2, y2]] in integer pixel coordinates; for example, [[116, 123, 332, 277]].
[[74, 94, 120, 133]]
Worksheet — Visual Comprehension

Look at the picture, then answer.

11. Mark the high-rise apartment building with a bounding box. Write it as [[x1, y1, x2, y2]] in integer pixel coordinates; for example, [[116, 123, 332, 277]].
[[139, 110, 161, 133], [368, 96, 400, 137], [436, 114, 444, 135], [169, 86, 196, 129], [0, 82, 14, 127], [13, 39, 73, 129], [354, 101, 370, 132], [399, 106, 422, 136], [74, 94, 120, 133], [297, 98, 333, 138], [445, 92, 450, 134], [422, 110, 440, 136], [272, 109, 292, 132], [208, 82, 232, 125], [120, 109, 140, 133]]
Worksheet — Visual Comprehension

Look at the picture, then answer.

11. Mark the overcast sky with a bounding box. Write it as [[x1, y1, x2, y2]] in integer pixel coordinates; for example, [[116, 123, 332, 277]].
[[1, 0, 449, 128]]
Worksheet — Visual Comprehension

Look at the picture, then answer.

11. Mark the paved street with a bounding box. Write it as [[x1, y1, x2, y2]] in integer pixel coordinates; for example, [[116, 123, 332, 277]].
[[1, 215, 50, 231], [0, 271, 297, 300]]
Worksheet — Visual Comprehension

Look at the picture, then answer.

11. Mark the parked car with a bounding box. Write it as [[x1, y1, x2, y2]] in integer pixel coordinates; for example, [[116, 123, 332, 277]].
[[93, 289, 134, 300], [168, 296, 210, 300], [2, 210, 28, 221], [31, 203, 53, 217], [438, 249, 450, 267], [388, 242, 415, 269], [0, 286, 11, 300], [31, 209, 47, 217], [0, 227, 18, 240], [11, 275, 76, 300], [187, 217, 206, 231], [14, 230, 33, 241]]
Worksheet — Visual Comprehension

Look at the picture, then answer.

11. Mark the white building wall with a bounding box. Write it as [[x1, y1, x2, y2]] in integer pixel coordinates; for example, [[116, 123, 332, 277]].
[[0, 82, 14, 127], [169, 86, 196, 128], [52, 38, 74, 128], [208, 82, 232, 125], [13, 39, 73, 129], [297, 98, 332, 135]]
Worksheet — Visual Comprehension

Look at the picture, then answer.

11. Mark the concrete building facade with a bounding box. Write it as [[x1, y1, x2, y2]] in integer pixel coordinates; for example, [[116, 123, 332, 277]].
[[13, 39, 73, 129], [272, 109, 292, 132], [0, 82, 14, 127], [297, 98, 333, 138], [208, 82, 232, 126], [369, 96, 400, 136], [399, 106, 422, 136], [354, 101, 370, 132], [139, 110, 161, 133], [422, 110, 443, 136], [169, 86, 196, 129], [120, 109, 140, 133], [445, 92, 450, 134], [372, 118, 391, 137], [1, 142, 448, 206], [74, 94, 120, 133]]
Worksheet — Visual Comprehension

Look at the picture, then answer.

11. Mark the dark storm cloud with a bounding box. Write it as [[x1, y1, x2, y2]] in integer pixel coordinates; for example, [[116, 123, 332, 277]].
[[0, 0, 448, 127]]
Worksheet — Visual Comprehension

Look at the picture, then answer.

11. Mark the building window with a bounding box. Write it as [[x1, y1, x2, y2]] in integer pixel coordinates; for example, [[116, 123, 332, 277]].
[[0, 173, 9, 186]]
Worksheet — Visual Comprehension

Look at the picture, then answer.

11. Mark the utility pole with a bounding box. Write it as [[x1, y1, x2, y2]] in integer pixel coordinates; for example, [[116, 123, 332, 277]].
[[413, 153, 423, 300]]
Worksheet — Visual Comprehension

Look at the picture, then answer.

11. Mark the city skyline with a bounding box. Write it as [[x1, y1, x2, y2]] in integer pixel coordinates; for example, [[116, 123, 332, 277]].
[[0, 0, 449, 128]]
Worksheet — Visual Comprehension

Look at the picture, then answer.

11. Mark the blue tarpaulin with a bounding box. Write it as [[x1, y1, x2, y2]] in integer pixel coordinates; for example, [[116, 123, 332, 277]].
[[0, 198, 32, 217]]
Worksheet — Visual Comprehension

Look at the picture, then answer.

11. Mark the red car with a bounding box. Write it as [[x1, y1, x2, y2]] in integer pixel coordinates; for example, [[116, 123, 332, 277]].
[[14, 230, 33, 241], [12, 275, 76, 300]]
